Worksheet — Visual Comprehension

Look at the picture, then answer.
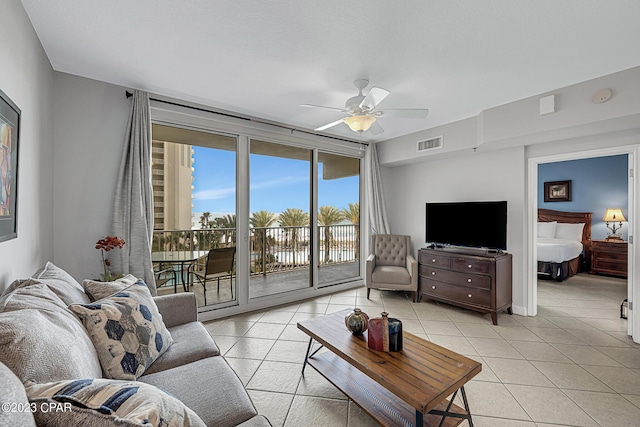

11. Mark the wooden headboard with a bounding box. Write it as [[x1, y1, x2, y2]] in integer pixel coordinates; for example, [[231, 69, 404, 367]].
[[538, 208, 592, 267]]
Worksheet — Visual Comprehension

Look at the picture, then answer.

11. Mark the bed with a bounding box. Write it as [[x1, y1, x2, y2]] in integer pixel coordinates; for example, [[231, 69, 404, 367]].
[[537, 209, 592, 281]]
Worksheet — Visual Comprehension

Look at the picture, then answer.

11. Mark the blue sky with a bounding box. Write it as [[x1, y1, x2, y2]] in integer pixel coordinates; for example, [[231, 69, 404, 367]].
[[192, 146, 359, 216]]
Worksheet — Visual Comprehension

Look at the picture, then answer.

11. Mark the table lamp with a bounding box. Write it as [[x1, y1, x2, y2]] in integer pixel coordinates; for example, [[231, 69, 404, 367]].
[[603, 208, 626, 241]]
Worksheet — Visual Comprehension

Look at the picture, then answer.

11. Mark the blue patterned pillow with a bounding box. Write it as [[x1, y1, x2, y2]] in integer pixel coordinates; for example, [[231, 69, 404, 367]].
[[69, 280, 173, 380], [24, 378, 206, 427]]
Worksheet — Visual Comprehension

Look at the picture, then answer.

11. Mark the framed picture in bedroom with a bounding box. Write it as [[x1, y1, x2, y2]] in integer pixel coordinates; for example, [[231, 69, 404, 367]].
[[0, 89, 20, 242], [544, 180, 571, 203]]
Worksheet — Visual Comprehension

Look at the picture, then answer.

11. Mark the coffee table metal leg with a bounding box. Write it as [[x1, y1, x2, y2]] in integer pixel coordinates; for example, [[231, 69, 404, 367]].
[[415, 409, 423, 426], [302, 338, 313, 375], [301, 338, 324, 376], [426, 386, 474, 427], [461, 386, 474, 427]]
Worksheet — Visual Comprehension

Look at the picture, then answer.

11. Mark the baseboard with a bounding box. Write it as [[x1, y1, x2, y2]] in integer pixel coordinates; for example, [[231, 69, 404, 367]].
[[511, 304, 527, 316]]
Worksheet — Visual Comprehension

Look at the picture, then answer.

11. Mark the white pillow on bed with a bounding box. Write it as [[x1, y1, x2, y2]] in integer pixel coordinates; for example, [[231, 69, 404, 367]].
[[555, 222, 585, 242], [537, 222, 557, 238]]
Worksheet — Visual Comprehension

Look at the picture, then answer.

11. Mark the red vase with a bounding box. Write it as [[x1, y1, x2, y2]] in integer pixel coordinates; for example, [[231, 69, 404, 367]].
[[367, 312, 403, 352]]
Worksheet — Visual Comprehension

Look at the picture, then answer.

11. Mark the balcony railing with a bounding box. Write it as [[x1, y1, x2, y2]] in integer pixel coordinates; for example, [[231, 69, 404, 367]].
[[152, 224, 360, 276]]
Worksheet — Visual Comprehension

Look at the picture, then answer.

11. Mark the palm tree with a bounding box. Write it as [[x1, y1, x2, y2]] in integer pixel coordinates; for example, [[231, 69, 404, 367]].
[[318, 205, 343, 264], [251, 210, 277, 274], [278, 208, 309, 266], [341, 202, 360, 260], [199, 211, 211, 229], [215, 214, 236, 247]]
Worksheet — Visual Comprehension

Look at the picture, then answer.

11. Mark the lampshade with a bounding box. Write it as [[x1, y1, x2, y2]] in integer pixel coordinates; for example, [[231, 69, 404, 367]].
[[344, 115, 376, 133], [602, 208, 627, 223]]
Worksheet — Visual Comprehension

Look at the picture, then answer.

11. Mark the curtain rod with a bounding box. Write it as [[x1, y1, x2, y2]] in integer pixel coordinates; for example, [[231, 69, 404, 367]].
[[125, 91, 368, 147]]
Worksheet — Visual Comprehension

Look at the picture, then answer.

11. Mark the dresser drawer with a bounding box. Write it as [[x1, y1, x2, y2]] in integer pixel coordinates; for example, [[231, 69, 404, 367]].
[[421, 279, 490, 308], [594, 260, 627, 271], [419, 251, 451, 269], [420, 266, 491, 290], [595, 251, 627, 262], [452, 257, 492, 275]]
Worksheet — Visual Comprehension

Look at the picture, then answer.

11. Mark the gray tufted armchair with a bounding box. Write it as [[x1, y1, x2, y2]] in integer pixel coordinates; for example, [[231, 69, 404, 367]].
[[366, 234, 418, 302]]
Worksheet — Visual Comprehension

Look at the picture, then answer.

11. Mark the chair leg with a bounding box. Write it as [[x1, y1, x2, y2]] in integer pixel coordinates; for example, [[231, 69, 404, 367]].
[[173, 270, 177, 294], [366, 288, 371, 299], [412, 291, 418, 303], [230, 275, 233, 299]]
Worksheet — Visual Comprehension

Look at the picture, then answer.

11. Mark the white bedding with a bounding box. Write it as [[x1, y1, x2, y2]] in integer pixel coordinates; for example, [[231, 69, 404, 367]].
[[537, 238, 583, 263]]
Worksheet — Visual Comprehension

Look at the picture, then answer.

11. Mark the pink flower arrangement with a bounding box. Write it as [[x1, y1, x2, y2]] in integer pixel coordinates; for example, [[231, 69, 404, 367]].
[[96, 236, 125, 281]]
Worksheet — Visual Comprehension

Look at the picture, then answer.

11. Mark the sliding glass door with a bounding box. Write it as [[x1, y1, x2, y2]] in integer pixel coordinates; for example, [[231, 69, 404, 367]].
[[151, 124, 238, 308], [317, 152, 361, 287], [150, 106, 365, 314], [249, 139, 312, 298]]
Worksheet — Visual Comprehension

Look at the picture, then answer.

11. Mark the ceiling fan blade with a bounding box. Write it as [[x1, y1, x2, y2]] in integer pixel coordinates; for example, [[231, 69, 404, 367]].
[[300, 104, 346, 113], [377, 108, 429, 119], [314, 118, 345, 131], [359, 87, 390, 111], [368, 121, 384, 135]]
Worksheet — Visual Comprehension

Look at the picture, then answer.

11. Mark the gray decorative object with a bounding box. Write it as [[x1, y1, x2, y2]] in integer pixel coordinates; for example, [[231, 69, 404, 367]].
[[345, 308, 369, 335]]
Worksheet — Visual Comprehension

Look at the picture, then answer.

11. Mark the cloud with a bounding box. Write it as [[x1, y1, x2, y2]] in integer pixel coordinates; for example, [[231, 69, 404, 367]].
[[251, 176, 308, 190], [193, 176, 308, 200], [193, 187, 235, 200]]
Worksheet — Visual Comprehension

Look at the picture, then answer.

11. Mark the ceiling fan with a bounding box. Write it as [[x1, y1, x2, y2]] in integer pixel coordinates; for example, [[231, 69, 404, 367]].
[[301, 79, 429, 135]]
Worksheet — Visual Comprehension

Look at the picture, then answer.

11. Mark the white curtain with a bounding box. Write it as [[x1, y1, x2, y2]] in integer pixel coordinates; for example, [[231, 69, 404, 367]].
[[364, 142, 390, 236], [111, 90, 156, 294]]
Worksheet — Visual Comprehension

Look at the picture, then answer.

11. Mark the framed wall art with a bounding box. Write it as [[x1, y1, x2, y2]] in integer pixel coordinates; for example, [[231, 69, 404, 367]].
[[544, 180, 571, 203], [0, 89, 20, 242]]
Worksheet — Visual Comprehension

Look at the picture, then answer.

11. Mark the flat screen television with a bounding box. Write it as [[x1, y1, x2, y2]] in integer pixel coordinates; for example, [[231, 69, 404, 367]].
[[425, 201, 507, 250]]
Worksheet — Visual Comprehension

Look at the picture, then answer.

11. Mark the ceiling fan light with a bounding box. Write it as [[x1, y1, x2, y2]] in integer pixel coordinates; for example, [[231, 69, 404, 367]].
[[344, 115, 376, 133]]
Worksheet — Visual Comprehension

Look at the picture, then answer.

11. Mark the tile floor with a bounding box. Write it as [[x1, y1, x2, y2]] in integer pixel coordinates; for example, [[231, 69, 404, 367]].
[[204, 273, 640, 426]]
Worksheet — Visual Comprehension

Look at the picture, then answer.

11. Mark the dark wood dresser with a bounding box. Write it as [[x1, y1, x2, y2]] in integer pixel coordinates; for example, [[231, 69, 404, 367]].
[[418, 247, 513, 325], [590, 240, 628, 278]]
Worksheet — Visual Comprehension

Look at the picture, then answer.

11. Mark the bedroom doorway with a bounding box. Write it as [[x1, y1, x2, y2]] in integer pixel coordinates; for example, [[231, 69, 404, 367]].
[[528, 145, 638, 344]]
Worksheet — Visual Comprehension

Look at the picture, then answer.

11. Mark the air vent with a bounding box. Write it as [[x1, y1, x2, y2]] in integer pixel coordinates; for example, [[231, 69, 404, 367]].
[[417, 136, 443, 153]]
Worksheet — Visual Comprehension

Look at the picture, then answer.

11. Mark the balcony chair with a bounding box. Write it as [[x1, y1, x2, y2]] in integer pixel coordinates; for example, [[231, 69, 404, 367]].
[[153, 263, 178, 293], [366, 234, 418, 302], [192, 247, 236, 305]]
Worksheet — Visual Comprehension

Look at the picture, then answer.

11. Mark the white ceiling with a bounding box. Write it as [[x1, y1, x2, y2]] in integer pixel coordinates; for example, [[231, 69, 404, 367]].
[[20, 0, 640, 143]]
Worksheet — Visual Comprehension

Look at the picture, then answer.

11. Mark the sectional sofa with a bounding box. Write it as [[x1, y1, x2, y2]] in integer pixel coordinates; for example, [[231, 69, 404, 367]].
[[0, 262, 270, 427]]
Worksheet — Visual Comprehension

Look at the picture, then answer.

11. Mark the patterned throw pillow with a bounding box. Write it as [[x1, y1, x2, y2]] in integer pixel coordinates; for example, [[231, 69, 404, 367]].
[[69, 280, 173, 380], [83, 274, 138, 302], [25, 378, 206, 427]]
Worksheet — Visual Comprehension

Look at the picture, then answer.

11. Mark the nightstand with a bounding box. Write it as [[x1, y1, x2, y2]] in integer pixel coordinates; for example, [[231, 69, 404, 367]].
[[591, 240, 628, 278]]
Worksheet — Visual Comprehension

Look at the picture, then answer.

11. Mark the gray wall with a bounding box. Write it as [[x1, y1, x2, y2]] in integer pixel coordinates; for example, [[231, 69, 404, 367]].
[[381, 147, 526, 312], [52, 73, 129, 281], [376, 67, 640, 315], [0, 1, 54, 290]]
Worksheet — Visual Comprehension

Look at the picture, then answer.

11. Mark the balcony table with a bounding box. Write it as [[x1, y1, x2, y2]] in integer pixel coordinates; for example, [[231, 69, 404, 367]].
[[151, 250, 209, 291]]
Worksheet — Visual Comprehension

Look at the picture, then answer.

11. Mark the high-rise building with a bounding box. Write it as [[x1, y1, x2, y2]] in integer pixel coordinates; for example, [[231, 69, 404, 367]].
[[151, 140, 194, 231]]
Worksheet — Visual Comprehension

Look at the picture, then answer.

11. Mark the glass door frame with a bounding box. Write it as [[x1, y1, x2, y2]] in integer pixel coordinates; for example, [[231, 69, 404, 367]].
[[151, 101, 365, 316]]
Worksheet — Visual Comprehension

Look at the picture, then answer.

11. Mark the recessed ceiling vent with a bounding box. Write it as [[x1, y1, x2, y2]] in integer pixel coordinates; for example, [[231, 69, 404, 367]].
[[417, 136, 443, 153]]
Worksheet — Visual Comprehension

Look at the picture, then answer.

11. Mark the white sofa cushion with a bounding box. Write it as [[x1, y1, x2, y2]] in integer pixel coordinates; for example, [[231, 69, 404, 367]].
[[70, 280, 173, 380], [1, 262, 90, 306], [0, 284, 103, 382], [25, 378, 206, 427], [83, 274, 138, 302]]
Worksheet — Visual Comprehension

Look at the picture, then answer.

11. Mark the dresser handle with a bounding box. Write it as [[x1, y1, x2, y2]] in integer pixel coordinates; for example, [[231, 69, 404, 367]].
[[467, 278, 472, 283], [431, 271, 436, 275], [432, 285, 436, 289], [467, 294, 472, 298], [432, 259, 436, 262], [468, 264, 473, 269]]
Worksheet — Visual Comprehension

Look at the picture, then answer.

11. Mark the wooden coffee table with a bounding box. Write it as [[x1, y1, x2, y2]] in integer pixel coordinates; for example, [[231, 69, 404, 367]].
[[297, 309, 481, 427]]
